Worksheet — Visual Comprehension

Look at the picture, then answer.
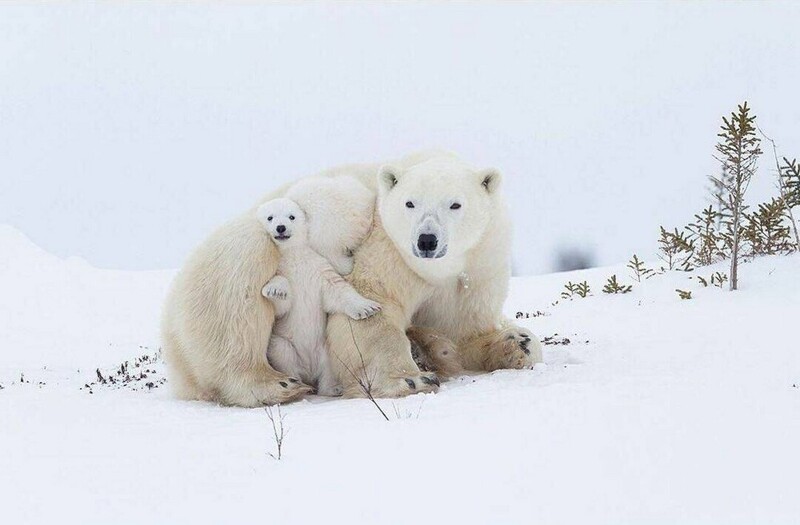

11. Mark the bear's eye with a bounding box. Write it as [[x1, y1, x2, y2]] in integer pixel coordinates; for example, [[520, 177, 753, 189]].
[[405, 201, 415, 209], [450, 203, 462, 210], [267, 216, 273, 222], [289, 215, 295, 221]]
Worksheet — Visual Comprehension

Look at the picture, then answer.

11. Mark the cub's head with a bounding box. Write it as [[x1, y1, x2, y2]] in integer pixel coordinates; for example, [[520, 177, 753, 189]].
[[377, 157, 502, 276], [256, 198, 308, 249]]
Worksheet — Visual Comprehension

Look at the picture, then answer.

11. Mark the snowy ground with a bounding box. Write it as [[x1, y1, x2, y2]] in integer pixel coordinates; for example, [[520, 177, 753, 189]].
[[1, 224, 799, 524]]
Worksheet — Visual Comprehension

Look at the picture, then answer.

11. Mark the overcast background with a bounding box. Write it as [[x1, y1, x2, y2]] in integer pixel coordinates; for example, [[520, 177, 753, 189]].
[[2, 2, 799, 275]]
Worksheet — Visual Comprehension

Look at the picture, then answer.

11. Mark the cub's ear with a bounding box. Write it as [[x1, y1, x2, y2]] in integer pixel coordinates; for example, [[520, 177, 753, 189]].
[[377, 164, 401, 194], [478, 168, 502, 194]]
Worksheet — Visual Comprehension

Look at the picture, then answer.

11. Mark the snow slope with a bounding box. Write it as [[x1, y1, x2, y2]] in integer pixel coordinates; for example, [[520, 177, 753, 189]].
[[1, 225, 799, 524]]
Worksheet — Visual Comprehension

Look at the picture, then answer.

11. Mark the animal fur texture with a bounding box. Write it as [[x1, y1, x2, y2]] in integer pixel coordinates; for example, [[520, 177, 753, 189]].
[[256, 197, 380, 396], [161, 150, 542, 406]]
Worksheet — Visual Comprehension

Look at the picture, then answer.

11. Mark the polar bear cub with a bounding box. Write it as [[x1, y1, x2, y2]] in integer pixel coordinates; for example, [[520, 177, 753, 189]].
[[285, 175, 375, 276], [257, 197, 381, 396]]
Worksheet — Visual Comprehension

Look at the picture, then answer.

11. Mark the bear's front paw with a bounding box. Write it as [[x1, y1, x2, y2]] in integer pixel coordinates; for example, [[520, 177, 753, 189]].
[[344, 298, 382, 320], [262, 278, 291, 301], [388, 372, 440, 397], [344, 371, 440, 399], [246, 376, 314, 407]]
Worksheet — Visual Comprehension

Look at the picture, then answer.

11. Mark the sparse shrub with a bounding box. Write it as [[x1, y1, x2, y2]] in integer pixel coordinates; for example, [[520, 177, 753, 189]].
[[561, 281, 591, 299], [780, 157, 800, 210], [675, 289, 692, 300], [742, 197, 797, 256], [686, 206, 728, 266], [696, 272, 728, 289], [627, 254, 654, 282], [602, 275, 632, 294], [711, 271, 728, 288], [658, 227, 695, 271]]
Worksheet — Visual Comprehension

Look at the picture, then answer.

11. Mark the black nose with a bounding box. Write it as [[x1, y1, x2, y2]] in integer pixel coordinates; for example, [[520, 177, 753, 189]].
[[417, 234, 438, 252], [276, 225, 286, 234]]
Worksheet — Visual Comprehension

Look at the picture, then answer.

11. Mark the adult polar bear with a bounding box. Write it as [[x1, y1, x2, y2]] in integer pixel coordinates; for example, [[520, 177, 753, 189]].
[[162, 151, 542, 407]]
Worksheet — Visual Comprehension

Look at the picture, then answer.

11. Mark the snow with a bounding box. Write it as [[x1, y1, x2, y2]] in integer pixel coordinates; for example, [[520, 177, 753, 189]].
[[1, 225, 799, 524]]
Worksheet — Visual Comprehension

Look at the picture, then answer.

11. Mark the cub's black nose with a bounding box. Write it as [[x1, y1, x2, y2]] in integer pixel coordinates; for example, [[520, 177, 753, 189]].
[[417, 234, 438, 252], [276, 225, 286, 234]]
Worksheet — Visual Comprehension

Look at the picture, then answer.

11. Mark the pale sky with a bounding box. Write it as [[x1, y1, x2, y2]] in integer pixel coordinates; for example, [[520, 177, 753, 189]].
[[2, 2, 799, 274]]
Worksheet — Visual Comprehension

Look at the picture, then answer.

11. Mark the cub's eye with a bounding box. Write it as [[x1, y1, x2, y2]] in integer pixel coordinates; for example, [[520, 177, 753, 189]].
[[405, 201, 415, 209], [289, 215, 295, 221], [450, 203, 462, 210], [267, 216, 273, 222]]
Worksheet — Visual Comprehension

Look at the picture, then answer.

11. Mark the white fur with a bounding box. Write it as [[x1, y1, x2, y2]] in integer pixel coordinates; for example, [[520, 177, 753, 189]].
[[327, 152, 543, 398], [161, 150, 540, 407], [256, 198, 381, 396], [285, 176, 374, 275]]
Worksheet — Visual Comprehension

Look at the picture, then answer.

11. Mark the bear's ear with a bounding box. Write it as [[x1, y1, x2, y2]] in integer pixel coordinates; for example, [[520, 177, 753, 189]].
[[377, 164, 401, 194], [478, 168, 502, 194]]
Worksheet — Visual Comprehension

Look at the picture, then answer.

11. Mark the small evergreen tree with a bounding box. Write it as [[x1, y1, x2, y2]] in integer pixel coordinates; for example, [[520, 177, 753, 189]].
[[712, 102, 762, 290], [602, 275, 632, 294], [627, 254, 654, 282], [686, 206, 727, 266], [561, 281, 591, 299], [742, 197, 796, 256], [782, 157, 800, 209], [658, 227, 695, 271], [779, 157, 800, 249], [760, 130, 800, 249], [711, 271, 728, 288]]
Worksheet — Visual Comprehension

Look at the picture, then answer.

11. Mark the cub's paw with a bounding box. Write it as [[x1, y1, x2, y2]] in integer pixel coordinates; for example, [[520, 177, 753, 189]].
[[498, 327, 543, 369], [262, 277, 290, 301], [344, 297, 382, 320]]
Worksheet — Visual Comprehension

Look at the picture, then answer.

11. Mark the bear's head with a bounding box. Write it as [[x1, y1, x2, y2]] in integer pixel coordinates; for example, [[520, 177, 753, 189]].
[[256, 198, 309, 249], [377, 156, 503, 280]]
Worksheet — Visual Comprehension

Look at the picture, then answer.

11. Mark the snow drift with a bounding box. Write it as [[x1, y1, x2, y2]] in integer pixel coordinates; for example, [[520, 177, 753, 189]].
[[1, 224, 799, 524]]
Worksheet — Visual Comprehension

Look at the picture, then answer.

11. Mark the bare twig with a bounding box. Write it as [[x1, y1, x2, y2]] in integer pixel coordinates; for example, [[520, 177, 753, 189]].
[[332, 319, 389, 421], [391, 398, 425, 420], [264, 404, 287, 460]]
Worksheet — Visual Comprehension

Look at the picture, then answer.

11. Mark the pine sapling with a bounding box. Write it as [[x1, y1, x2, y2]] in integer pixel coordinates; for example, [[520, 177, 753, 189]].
[[686, 206, 727, 266], [658, 226, 695, 271], [711, 271, 728, 288], [561, 281, 591, 299], [760, 128, 800, 249], [713, 102, 762, 290], [742, 197, 796, 256], [780, 157, 800, 248], [781, 158, 800, 209], [602, 275, 632, 294], [627, 254, 654, 282]]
